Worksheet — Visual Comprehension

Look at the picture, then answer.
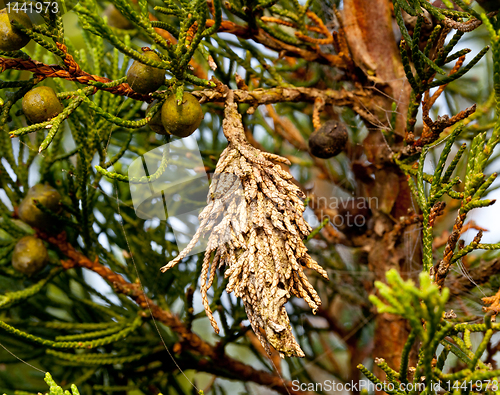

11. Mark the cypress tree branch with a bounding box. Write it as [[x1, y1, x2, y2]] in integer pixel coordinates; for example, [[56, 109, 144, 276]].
[[38, 231, 306, 395]]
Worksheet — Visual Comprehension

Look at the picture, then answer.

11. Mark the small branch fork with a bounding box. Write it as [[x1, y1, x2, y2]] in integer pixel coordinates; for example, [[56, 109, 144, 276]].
[[192, 87, 377, 123], [210, 16, 344, 67], [442, 12, 497, 32], [417, 56, 474, 146], [432, 201, 469, 289], [405, 55, 477, 151], [39, 232, 307, 395], [0, 52, 375, 121]]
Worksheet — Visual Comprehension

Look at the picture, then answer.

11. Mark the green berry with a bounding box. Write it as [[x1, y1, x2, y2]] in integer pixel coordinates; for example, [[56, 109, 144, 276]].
[[126, 50, 165, 94], [18, 184, 62, 229], [308, 120, 348, 159], [147, 100, 167, 134], [103, 4, 133, 30], [0, 8, 32, 52], [12, 235, 48, 276], [161, 92, 203, 138], [22, 86, 64, 124]]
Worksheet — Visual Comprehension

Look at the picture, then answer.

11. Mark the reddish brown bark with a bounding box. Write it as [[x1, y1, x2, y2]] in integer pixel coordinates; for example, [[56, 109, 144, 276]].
[[343, 0, 410, 135], [343, 0, 418, 382]]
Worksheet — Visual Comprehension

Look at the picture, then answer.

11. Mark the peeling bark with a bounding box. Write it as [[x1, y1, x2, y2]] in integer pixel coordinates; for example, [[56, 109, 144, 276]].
[[343, 0, 410, 135], [343, 0, 418, 381]]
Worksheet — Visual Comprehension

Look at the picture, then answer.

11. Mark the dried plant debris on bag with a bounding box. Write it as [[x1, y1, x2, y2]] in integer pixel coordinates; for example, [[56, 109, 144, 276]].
[[161, 92, 329, 358]]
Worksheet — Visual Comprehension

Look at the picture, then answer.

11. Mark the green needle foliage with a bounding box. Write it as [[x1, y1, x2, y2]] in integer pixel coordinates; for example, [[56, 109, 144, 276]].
[[3, 0, 500, 393], [362, 269, 500, 394], [2, 372, 174, 395], [359, 1, 500, 394]]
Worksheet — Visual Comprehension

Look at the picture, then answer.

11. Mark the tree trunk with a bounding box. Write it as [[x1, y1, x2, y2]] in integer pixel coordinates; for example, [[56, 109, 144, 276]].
[[343, 0, 419, 380]]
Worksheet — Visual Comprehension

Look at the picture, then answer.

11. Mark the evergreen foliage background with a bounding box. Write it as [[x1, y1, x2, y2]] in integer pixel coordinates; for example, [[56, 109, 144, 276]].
[[2, 0, 500, 394]]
